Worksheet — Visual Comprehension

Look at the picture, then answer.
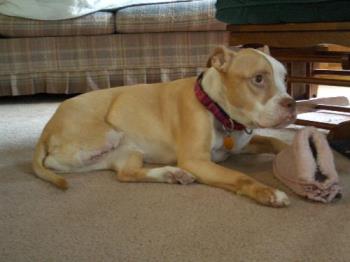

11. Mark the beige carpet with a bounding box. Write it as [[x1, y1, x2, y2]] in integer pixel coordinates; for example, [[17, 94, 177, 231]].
[[1, 95, 350, 262]]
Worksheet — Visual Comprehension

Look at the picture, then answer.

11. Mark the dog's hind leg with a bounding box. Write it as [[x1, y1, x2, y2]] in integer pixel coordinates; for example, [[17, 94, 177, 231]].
[[114, 151, 195, 185]]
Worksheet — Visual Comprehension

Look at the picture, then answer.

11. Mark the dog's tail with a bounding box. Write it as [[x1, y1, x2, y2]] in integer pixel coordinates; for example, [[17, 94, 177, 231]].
[[32, 139, 68, 189]]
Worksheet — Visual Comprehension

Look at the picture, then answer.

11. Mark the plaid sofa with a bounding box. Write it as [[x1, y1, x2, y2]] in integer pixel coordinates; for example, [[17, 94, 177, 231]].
[[0, 0, 228, 96]]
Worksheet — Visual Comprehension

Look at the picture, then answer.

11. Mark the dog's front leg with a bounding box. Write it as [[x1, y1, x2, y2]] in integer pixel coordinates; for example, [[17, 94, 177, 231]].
[[241, 135, 289, 155], [114, 151, 195, 185], [175, 106, 289, 207], [179, 159, 289, 207]]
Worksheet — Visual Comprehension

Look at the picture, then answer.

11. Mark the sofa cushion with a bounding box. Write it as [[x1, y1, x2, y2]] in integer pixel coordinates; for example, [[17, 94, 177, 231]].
[[115, 0, 226, 33], [0, 12, 115, 37], [216, 0, 350, 25]]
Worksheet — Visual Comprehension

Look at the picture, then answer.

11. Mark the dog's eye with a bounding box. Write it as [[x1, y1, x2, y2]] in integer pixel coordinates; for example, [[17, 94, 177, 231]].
[[252, 74, 264, 86]]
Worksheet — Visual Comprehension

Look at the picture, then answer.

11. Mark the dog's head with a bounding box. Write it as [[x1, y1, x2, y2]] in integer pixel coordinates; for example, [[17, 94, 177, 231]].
[[203, 45, 296, 129]]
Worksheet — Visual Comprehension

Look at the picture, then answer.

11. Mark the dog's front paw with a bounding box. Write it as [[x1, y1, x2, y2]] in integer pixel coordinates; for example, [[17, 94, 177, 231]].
[[164, 167, 196, 185], [147, 166, 195, 184], [255, 188, 290, 207]]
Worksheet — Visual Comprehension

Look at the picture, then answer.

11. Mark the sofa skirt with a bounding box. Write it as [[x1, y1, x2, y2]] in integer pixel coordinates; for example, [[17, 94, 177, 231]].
[[0, 31, 229, 96], [0, 67, 211, 96]]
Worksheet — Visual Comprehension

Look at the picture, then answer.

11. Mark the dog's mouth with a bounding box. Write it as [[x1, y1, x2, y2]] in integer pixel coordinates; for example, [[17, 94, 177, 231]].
[[256, 113, 296, 129], [274, 114, 297, 128]]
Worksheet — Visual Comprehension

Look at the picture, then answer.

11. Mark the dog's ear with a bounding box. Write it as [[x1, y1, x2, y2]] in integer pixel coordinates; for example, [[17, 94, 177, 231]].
[[258, 45, 271, 55], [206, 46, 235, 72]]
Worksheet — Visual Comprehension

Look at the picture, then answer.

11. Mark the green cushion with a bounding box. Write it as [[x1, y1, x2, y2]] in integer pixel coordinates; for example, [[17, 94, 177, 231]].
[[216, 0, 350, 25]]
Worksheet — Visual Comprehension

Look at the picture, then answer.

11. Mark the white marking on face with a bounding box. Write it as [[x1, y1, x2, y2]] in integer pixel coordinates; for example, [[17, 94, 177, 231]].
[[254, 49, 287, 94], [250, 49, 295, 128]]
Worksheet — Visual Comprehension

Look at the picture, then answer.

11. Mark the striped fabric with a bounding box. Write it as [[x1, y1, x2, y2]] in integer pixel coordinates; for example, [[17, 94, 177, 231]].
[[0, 12, 115, 37], [115, 0, 226, 33], [0, 31, 229, 96]]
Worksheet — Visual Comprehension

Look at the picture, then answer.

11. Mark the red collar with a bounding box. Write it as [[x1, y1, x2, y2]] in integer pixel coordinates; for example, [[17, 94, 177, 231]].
[[194, 73, 246, 132]]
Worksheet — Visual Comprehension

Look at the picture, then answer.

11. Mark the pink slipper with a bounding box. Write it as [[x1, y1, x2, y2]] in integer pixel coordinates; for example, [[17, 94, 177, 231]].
[[273, 127, 342, 203]]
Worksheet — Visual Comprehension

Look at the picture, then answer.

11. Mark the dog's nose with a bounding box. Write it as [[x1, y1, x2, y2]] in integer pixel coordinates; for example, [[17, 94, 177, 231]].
[[279, 97, 296, 112]]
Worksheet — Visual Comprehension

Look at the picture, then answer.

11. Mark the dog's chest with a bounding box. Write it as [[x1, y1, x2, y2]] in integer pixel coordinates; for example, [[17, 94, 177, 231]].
[[211, 124, 253, 162]]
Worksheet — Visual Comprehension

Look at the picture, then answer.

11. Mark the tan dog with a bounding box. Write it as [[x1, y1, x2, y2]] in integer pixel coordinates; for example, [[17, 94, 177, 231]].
[[33, 46, 296, 207]]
